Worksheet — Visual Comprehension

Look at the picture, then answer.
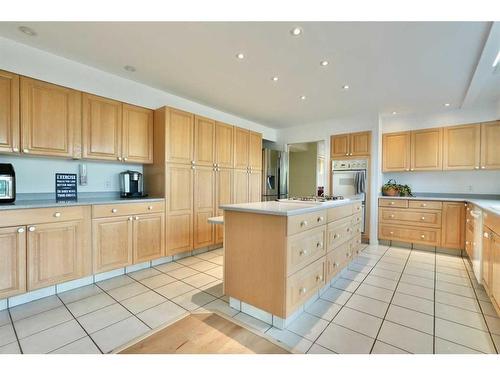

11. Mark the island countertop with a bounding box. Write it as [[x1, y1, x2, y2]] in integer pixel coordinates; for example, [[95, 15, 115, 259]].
[[220, 198, 362, 216]]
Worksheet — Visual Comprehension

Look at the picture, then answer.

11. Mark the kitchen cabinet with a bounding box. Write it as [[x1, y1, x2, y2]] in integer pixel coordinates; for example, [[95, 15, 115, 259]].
[[233, 169, 250, 204], [480, 120, 500, 170], [93, 216, 133, 273], [166, 108, 194, 164], [20, 77, 82, 158], [483, 228, 492, 292], [410, 128, 443, 171], [193, 166, 216, 249], [215, 168, 233, 244], [441, 202, 465, 249], [194, 116, 215, 167], [82, 93, 122, 161], [133, 213, 165, 263], [331, 131, 371, 158], [215, 122, 234, 168], [0, 226, 26, 299], [248, 170, 262, 203], [0, 70, 20, 154], [443, 124, 481, 170], [233, 127, 250, 169], [166, 163, 194, 254], [122, 104, 154, 164], [491, 232, 500, 310], [382, 132, 411, 172], [249, 131, 263, 170]]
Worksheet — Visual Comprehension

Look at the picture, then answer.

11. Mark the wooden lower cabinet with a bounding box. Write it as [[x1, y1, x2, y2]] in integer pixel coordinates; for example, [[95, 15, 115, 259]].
[[193, 166, 215, 249], [27, 219, 91, 290], [248, 170, 261, 203], [483, 228, 492, 292], [233, 169, 249, 204], [379, 224, 441, 246], [0, 226, 26, 299], [215, 168, 233, 244], [441, 202, 465, 249], [491, 232, 500, 310], [286, 257, 325, 314], [133, 213, 165, 263], [286, 227, 325, 276]]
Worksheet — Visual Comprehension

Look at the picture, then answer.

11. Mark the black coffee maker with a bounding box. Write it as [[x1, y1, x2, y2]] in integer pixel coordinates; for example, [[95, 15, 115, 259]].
[[119, 170, 147, 198]]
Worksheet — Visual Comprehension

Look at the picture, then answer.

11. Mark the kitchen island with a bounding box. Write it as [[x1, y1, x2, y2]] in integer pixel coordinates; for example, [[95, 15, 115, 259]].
[[221, 199, 363, 328]]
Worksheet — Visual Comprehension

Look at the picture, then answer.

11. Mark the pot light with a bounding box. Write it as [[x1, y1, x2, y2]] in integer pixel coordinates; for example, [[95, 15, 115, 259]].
[[492, 51, 500, 68], [392, 111, 397, 115], [444, 103, 451, 107], [290, 27, 303, 36], [342, 85, 350, 90], [271, 76, 279, 82], [18, 26, 36, 36], [124, 65, 136, 72], [300, 95, 307, 100], [320, 60, 329, 66], [236, 53, 245, 60]]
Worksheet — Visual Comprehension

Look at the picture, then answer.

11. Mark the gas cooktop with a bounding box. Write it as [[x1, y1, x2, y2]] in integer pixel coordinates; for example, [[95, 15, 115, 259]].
[[284, 195, 345, 203]]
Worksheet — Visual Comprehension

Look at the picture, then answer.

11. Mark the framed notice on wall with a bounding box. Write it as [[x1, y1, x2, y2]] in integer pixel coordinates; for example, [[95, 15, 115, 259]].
[[55, 173, 78, 202]]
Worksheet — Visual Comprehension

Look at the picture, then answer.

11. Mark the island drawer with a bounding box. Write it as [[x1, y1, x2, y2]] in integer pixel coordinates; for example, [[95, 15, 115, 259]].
[[379, 208, 442, 228], [326, 216, 352, 251], [0, 206, 87, 227], [350, 236, 363, 257], [286, 257, 325, 314], [287, 210, 327, 236], [379, 224, 441, 246], [351, 212, 362, 226], [379, 199, 408, 208], [287, 226, 326, 276], [408, 200, 442, 210], [92, 201, 165, 218], [327, 203, 353, 223]]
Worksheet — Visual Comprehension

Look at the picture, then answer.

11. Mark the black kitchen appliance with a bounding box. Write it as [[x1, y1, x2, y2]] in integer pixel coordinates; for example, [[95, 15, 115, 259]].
[[0, 163, 16, 203], [119, 170, 147, 198]]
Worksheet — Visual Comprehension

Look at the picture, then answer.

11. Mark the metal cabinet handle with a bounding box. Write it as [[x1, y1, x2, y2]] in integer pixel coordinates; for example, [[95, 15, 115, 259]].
[[300, 220, 308, 227], [123, 157, 128, 161], [213, 163, 217, 167], [148, 206, 153, 210], [191, 160, 195, 165], [389, 214, 395, 218], [317, 216, 324, 222], [191, 166, 196, 170], [316, 275, 323, 282], [390, 201, 395, 205], [389, 231, 394, 235], [111, 208, 118, 213], [483, 233, 489, 239], [23, 148, 30, 153], [481, 166, 485, 169], [420, 234, 425, 239], [421, 203, 427, 207], [28, 226, 36, 232], [421, 216, 425, 220], [299, 249, 307, 256], [316, 242, 323, 248], [405, 168, 410, 171], [134, 216, 139, 220], [410, 168, 415, 171], [474, 166, 479, 169], [299, 287, 307, 294], [128, 216, 133, 221], [117, 157, 122, 161], [54, 212, 61, 218], [13, 147, 19, 152], [17, 227, 25, 233]]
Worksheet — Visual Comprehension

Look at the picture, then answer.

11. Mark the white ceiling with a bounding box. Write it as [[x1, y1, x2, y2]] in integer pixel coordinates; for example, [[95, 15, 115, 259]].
[[0, 22, 498, 128]]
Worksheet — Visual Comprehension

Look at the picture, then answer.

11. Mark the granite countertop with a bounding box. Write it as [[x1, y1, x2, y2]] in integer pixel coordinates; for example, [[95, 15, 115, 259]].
[[378, 193, 500, 216], [0, 192, 165, 211], [221, 198, 362, 217]]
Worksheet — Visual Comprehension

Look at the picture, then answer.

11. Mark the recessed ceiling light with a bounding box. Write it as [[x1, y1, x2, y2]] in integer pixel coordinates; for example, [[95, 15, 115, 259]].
[[124, 65, 136, 72], [290, 27, 303, 36], [236, 53, 245, 60], [492, 51, 500, 68], [300, 95, 306, 100], [320, 60, 329, 67], [444, 103, 451, 107], [271, 76, 279, 82], [392, 111, 397, 115], [18, 26, 36, 36], [342, 85, 350, 90]]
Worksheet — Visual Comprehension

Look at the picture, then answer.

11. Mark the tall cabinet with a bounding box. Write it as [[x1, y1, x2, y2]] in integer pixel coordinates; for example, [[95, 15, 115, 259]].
[[144, 106, 262, 256]]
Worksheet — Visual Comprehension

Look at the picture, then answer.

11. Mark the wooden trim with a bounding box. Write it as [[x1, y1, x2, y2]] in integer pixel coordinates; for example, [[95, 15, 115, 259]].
[[0, 70, 20, 154]]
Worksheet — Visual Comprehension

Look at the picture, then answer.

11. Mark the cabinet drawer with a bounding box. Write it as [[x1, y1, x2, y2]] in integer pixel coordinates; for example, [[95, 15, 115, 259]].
[[286, 258, 325, 315], [287, 227, 326, 276], [379, 208, 442, 228], [287, 210, 327, 236], [379, 224, 441, 246], [408, 200, 442, 210], [350, 235, 363, 258], [92, 201, 165, 218], [351, 212, 362, 226], [484, 211, 500, 236], [327, 204, 353, 223], [326, 216, 352, 251], [379, 199, 408, 208], [0, 206, 86, 227]]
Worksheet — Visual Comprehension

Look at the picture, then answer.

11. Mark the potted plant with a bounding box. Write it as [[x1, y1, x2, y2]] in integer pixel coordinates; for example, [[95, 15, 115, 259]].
[[381, 180, 413, 197]]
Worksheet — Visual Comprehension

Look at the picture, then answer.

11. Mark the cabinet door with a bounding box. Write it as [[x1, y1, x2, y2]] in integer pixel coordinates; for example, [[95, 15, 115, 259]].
[[133, 213, 165, 263], [93, 216, 133, 273], [331, 134, 350, 158], [411, 128, 443, 171], [480, 121, 500, 170], [27, 220, 88, 290], [0, 226, 26, 299], [193, 166, 215, 249], [492, 233, 500, 309], [233, 127, 249, 169], [215, 121, 233, 168], [248, 170, 262, 203], [82, 93, 122, 161], [166, 164, 193, 254], [441, 202, 465, 249], [122, 104, 154, 164], [248, 131, 263, 170], [233, 169, 249, 204], [166, 108, 194, 164], [215, 168, 233, 244], [20, 77, 81, 158], [483, 229, 492, 290], [349, 131, 371, 156], [382, 132, 411, 172], [443, 124, 480, 170], [194, 116, 215, 166], [0, 70, 20, 154]]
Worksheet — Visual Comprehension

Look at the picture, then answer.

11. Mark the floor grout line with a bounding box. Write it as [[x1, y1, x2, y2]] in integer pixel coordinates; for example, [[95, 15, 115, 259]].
[[6, 307, 23, 354], [433, 248, 437, 354]]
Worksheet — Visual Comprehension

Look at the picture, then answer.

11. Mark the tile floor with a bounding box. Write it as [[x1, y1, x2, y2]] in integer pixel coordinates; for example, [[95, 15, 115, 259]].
[[1, 244, 499, 354]]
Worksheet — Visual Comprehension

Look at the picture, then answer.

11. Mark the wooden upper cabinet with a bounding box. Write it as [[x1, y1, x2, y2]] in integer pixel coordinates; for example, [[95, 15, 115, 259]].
[[166, 108, 194, 164], [249, 131, 263, 170], [194, 116, 215, 166], [215, 122, 234, 168], [443, 124, 481, 170], [82, 93, 122, 161], [481, 120, 500, 170], [382, 132, 411, 172], [133, 213, 165, 263], [331, 134, 350, 158], [20, 77, 81, 158], [122, 104, 154, 164], [0, 226, 26, 299], [233, 127, 249, 169], [411, 128, 443, 171], [0, 70, 20, 154], [441, 202, 465, 249], [350, 131, 371, 156]]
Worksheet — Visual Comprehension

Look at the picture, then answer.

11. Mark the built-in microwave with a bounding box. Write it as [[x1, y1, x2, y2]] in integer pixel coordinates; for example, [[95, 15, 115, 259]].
[[0, 164, 16, 203]]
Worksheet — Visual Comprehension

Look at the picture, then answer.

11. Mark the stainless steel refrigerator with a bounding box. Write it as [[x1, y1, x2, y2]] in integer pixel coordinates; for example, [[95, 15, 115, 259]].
[[262, 149, 289, 201]]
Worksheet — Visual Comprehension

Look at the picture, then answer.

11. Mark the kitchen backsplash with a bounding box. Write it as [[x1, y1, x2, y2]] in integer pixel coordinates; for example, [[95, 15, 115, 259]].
[[0, 155, 143, 194], [383, 170, 500, 195]]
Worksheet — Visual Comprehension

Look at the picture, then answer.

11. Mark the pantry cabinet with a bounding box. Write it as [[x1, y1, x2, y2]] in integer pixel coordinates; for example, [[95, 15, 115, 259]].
[[0, 70, 20, 154], [234, 127, 250, 169], [194, 116, 216, 166], [382, 131, 411, 172], [411, 128, 442, 171], [249, 170, 262, 203], [166, 108, 194, 164], [331, 131, 371, 158], [193, 166, 216, 249], [122, 104, 154, 164], [215, 168, 233, 244], [443, 124, 481, 170], [249, 131, 263, 170], [20, 77, 82, 158], [481, 121, 500, 170], [233, 169, 249, 204], [0, 226, 26, 299], [215, 122, 234, 168]]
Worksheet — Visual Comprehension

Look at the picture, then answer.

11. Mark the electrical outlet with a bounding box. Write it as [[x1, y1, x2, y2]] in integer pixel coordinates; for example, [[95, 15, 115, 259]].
[[104, 180, 112, 189], [467, 185, 473, 192]]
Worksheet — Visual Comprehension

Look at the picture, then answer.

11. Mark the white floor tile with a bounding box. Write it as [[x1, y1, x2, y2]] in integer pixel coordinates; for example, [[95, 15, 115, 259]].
[[396, 282, 434, 301], [96, 275, 134, 291], [0, 324, 17, 347], [232, 312, 271, 333], [154, 262, 183, 273], [391, 292, 434, 315], [345, 294, 389, 318], [106, 282, 149, 302], [199, 280, 224, 298], [175, 256, 202, 266], [202, 299, 239, 317], [0, 341, 21, 354], [377, 321, 433, 354], [435, 318, 496, 353], [19, 320, 86, 354], [355, 283, 393, 303], [435, 290, 480, 313], [182, 273, 218, 288], [403, 266, 435, 280], [166, 266, 200, 280], [65, 292, 115, 318], [435, 302, 488, 331], [400, 274, 434, 289], [369, 267, 401, 281], [14, 305, 73, 339], [316, 323, 374, 354], [136, 301, 187, 329], [51, 336, 101, 354], [333, 306, 382, 338], [91, 316, 150, 353], [171, 289, 217, 311], [436, 272, 471, 287], [331, 277, 360, 292], [204, 266, 223, 279], [266, 327, 313, 353], [385, 304, 433, 334], [189, 260, 218, 272], [0, 310, 10, 327], [128, 267, 162, 281], [305, 299, 342, 321], [77, 303, 131, 334], [320, 287, 352, 305], [307, 343, 336, 354], [286, 312, 329, 341], [140, 273, 176, 289], [363, 274, 398, 290], [434, 337, 482, 354], [120, 291, 167, 314], [58, 284, 102, 304], [9, 295, 62, 322], [371, 340, 408, 354], [436, 280, 475, 298]]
